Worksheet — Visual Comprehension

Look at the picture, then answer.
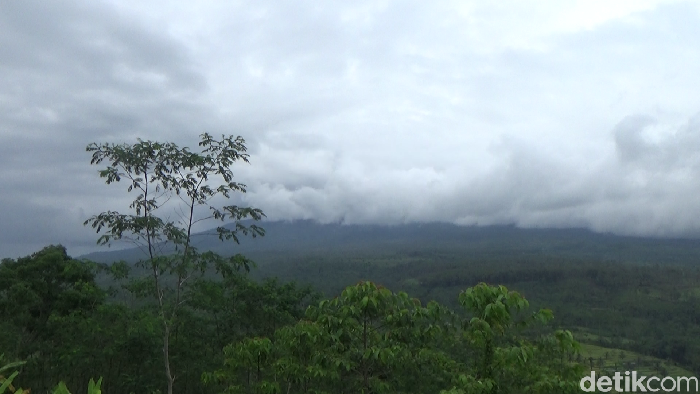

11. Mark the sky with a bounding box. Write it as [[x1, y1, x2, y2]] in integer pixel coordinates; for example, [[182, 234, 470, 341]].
[[2, 0, 700, 258]]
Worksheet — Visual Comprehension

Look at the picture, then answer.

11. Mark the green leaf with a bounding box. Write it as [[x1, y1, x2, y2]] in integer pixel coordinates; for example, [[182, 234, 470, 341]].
[[0, 361, 25, 375], [52, 381, 71, 394], [0, 371, 19, 394]]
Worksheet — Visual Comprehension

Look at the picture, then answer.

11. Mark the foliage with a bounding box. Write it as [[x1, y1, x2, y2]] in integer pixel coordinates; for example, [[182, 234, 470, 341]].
[[53, 378, 102, 394], [7, 220, 700, 392], [0, 356, 27, 394], [249, 241, 700, 374], [84, 133, 265, 394], [0, 245, 103, 344], [208, 282, 583, 394], [0, 356, 102, 394], [0, 246, 105, 392], [0, 244, 318, 394]]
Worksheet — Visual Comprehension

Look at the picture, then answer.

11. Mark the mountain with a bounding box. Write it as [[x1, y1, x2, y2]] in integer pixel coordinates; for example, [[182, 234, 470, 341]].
[[79, 220, 700, 266]]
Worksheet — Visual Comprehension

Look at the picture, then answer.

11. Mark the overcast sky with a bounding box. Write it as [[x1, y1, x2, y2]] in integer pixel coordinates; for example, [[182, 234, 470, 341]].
[[3, 0, 700, 258]]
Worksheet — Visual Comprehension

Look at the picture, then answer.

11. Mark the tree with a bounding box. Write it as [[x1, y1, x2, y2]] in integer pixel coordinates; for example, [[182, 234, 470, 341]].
[[207, 281, 459, 394], [0, 246, 105, 392], [84, 133, 265, 394], [207, 282, 583, 394], [447, 283, 582, 394]]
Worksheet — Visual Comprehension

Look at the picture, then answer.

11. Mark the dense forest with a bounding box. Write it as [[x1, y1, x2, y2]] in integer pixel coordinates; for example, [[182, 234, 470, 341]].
[[83, 220, 700, 378], [2, 134, 699, 393], [1, 244, 587, 394], [5, 235, 700, 393]]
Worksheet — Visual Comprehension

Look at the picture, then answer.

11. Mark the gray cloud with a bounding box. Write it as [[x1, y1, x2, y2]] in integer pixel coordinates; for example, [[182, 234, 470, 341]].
[[0, 0, 218, 257], [3, 0, 700, 258]]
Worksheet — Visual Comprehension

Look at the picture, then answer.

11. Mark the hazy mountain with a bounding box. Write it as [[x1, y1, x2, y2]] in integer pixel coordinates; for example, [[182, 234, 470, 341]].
[[79, 220, 700, 266]]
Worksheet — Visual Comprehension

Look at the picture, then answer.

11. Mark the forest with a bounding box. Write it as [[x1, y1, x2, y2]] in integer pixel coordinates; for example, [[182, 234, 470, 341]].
[[1, 134, 699, 393]]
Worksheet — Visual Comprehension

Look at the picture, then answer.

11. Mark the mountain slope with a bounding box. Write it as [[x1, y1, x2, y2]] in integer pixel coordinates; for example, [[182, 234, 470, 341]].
[[80, 220, 700, 266]]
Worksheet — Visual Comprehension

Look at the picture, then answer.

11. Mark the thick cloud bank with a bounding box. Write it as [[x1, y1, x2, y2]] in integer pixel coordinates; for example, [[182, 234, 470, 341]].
[[246, 114, 700, 239], [1, 0, 700, 258]]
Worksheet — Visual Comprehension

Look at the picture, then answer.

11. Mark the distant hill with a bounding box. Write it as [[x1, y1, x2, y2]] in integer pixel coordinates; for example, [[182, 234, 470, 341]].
[[77, 220, 700, 375], [79, 220, 700, 266]]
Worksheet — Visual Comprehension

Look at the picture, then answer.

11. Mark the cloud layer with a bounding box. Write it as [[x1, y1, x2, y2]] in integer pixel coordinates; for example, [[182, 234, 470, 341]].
[[2, 0, 700, 258]]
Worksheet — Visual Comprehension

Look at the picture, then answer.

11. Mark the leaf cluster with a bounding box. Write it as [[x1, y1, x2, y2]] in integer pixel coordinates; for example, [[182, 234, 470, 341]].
[[209, 282, 583, 394]]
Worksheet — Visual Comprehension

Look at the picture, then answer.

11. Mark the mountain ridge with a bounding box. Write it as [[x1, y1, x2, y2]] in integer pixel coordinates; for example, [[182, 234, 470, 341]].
[[79, 220, 700, 266]]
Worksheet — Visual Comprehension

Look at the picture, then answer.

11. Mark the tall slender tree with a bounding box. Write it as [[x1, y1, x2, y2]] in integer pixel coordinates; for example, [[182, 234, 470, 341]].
[[85, 133, 264, 394]]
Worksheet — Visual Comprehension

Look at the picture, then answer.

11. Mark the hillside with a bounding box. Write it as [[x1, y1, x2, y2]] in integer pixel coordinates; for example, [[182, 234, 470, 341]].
[[79, 220, 700, 376], [80, 220, 700, 266]]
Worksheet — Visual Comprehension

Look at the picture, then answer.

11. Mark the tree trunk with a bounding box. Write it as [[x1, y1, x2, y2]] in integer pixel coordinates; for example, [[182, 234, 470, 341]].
[[164, 323, 175, 394]]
